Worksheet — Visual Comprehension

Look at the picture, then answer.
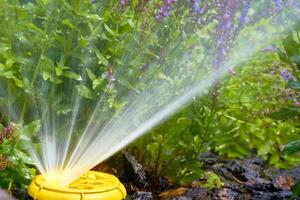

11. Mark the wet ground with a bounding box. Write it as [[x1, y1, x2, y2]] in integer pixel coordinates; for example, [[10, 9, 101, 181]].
[[106, 152, 300, 200]]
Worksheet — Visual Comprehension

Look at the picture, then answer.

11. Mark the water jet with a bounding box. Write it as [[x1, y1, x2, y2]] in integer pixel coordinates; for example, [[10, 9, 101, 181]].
[[28, 171, 126, 200]]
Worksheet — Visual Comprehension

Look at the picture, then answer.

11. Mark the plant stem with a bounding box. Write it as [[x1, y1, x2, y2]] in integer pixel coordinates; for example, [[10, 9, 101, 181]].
[[204, 83, 219, 137], [154, 133, 165, 175], [20, 51, 46, 121]]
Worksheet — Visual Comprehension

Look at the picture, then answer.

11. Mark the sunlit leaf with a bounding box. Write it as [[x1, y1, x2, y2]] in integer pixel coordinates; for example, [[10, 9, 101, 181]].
[[76, 85, 95, 99]]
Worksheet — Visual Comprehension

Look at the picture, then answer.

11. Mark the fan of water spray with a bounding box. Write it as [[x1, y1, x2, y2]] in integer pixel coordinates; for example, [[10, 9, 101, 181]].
[[0, 0, 299, 187]]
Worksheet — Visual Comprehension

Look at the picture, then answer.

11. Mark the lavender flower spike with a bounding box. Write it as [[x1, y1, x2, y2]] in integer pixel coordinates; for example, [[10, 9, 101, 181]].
[[280, 69, 294, 81]]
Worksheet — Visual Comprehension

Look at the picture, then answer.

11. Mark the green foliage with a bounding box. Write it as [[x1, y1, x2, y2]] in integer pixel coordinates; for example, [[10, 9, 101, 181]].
[[0, 122, 36, 190], [274, 21, 300, 198], [131, 51, 300, 183], [0, 0, 211, 190], [292, 180, 300, 199], [283, 140, 300, 156], [192, 172, 224, 190], [129, 17, 300, 185], [0, 0, 207, 123]]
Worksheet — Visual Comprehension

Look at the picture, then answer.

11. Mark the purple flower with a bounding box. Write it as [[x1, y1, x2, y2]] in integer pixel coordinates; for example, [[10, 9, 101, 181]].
[[193, 0, 204, 14], [193, 0, 199, 11], [238, 0, 251, 26], [280, 69, 294, 81], [156, 0, 177, 20], [199, 7, 205, 15], [273, 0, 283, 13], [120, 0, 127, 6], [273, 0, 283, 12], [213, 1, 239, 69], [102, 72, 109, 79]]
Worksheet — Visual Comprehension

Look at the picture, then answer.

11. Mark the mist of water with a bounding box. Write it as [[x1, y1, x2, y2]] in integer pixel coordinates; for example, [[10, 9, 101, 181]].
[[1, 1, 299, 186]]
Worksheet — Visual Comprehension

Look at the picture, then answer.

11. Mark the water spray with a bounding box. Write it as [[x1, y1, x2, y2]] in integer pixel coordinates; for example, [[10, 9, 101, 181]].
[[0, 1, 296, 199]]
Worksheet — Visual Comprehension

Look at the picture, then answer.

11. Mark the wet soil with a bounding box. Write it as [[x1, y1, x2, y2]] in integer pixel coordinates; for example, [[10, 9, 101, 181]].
[[103, 152, 300, 200]]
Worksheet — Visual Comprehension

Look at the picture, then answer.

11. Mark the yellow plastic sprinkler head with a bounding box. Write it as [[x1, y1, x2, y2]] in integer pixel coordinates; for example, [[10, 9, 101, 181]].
[[28, 171, 126, 200]]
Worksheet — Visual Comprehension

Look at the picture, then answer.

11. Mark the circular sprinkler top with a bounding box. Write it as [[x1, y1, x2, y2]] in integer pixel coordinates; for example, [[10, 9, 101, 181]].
[[28, 171, 126, 200]]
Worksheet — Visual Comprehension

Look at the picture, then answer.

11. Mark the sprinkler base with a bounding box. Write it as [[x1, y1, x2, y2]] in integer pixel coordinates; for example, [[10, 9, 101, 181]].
[[28, 171, 126, 200]]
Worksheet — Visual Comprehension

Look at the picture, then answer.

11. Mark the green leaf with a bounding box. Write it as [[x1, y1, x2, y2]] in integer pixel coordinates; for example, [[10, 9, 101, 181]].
[[94, 48, 109, 66], [277, 48, 291, 64], [86, 69, 96, 81], [40, 55, 55, 71], [291, 55, 300, 69], [62, 71, 82, 81], [288, 80, 300, 90], [5, 58, 14, 68], [42, 72, 63, 84], [13, 149, 32, 165], [282, 35, 300, 59], [104, 23, 116, 36], [282, 140, 300, 155], [258, 141, 272, 155], [146, 142, 159, 157], [13, 76, 23, 88], [62, 19, 78, 31], [268, 107, 299, 120], [78, 36, 89, 47], [76, 85, 95, 99], [55, 67, 63, 76], [19, 120, 41, 138], [86, 14, 103, 21], [92, 78, 104, 89], [156, 134, 163, 143], [292, 180, 300, 198], [269, 153, 280, 164], [1, 71, 15, 79]]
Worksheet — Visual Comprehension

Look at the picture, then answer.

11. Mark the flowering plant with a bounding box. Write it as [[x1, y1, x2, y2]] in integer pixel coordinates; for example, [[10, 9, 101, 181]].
[[0, 122, 36, 195], [273, 21, 300, 198]]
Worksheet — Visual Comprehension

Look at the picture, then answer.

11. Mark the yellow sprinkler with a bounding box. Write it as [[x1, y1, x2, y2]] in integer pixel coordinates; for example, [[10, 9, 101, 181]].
[[28, 171, 126, 200]]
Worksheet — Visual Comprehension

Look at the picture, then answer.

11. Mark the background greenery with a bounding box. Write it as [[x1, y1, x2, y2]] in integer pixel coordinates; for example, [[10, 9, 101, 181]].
[[0, 0, 299, 195]]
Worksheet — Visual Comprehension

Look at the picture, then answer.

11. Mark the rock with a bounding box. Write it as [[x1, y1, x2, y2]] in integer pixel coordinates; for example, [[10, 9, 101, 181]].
[[227, 160, 260, 182], [282, 167, 300, 182], [272, 176, 295, 191], [225, 182, 246, 194], [263, 167, 281, 180], [246, 156, 266, 166], [212, 188, 238, 200], [158, 177, 170, 191], [198, 152, 225, 168], [248, 190, 292, 200], [213, 165, 236, 181], [124, 152, 148, 188], [244, 178, 273, 192], [132, 191, 153, 200], [172, 197, 192, 200], [185, 187, 210, 200]]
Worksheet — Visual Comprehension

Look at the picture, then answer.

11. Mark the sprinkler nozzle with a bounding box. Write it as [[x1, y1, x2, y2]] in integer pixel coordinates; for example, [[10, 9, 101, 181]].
[[28, 171, 126, 200]]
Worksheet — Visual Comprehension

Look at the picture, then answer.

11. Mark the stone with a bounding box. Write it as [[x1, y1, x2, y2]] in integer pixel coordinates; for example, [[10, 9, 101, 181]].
[[132, 191, 153, 200], [124, 152, 148, 188]]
